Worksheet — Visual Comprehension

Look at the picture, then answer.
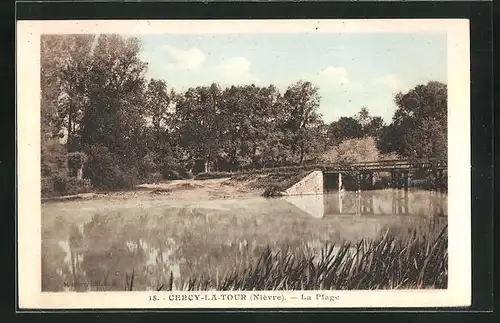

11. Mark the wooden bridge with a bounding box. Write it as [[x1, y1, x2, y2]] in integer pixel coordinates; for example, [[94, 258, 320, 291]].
[[321, 158, 447, 173], [320, 158, 447, 191], [237, 158, 447, 192]]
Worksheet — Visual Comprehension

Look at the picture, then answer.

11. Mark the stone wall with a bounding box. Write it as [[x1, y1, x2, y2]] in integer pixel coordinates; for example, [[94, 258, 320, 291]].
[[284, 170, 323, 196]]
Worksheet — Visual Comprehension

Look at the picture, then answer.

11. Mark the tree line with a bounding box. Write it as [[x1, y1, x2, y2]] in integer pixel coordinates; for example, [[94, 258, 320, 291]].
[[40, 34, 447, 196]]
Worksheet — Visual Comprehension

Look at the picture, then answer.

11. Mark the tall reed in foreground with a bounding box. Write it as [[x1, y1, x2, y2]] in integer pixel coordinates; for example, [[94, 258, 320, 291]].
[[124, 225, 447, 291], [178, 225, 447, 291]]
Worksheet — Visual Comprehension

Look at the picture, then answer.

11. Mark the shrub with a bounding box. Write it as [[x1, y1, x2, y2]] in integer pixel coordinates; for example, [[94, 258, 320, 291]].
[[262, 185, 285, 197], [163, 169, 184, 180], [41, 176, 56, 197], [84, 146, 139, 190], [194, 172, 232, 180], [67, 151, 88, 176], [146, 172, 163, 184], [161, 166, 194, 180], [41, 172, 92, 197], [138, 153, 160, 180]]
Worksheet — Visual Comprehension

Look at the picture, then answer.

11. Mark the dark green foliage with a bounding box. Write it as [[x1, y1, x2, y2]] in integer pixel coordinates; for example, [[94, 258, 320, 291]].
[[383, 81, 447, 162], [41, 171, 92, 197], [84, 145, 139, 190], [67, 151, 87, 177]]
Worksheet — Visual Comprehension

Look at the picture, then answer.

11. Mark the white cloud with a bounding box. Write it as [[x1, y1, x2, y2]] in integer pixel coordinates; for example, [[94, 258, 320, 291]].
[[316, 66, 349, 87], [163, 45, 205, 71], [300, 66, 349, 89], [294, 66, 351, 123], [372, 74, 408, 92], [215, 56, 260, 85]]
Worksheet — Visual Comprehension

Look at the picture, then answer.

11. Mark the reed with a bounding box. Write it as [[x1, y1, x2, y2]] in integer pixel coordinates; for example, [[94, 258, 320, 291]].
[[174, 225, 447, 291], [124, 224, 447, 291]]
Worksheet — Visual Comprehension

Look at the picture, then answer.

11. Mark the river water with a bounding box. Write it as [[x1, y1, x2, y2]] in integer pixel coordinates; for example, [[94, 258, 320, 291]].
[[41, 188, 447, 292]]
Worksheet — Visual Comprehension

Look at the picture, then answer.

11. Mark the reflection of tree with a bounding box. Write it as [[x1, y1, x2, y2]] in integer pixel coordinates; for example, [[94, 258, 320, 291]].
[[41, 240, 68, 291], [67, 214, 150, 291]]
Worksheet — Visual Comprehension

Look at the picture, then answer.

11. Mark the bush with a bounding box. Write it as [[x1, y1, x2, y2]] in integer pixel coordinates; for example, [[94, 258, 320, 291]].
[[84, 146, 139, 190], [161, 166, 194, 180], [194, 171, 232, 180], [67, 151, 88, 176], [41, 176, 56, 197], [163, 170, 184, 180], [145, 172, 163, 184], [41, 172, 92, 197], [262, 185, 285, 197]]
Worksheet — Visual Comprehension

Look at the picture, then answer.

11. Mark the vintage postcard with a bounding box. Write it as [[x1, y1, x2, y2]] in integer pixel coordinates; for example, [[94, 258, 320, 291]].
[[17, 19, 471, 309]]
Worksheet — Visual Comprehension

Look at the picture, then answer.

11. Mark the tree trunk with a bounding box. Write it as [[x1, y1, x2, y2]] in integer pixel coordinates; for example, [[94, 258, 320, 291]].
[[204, 159, 209, 173], [77, 165, 83, 180], [299, 145, 305, 166]]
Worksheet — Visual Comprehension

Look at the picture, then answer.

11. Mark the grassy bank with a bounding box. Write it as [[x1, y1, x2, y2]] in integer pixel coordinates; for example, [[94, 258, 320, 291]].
[[126, 224, 447, 291]]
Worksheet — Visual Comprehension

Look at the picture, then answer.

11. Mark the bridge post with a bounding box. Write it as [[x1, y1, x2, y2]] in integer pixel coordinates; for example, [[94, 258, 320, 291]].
[[362, 195, 374, 214], [403, 171, 409, 190], [391, 171, 399, 189], [355, 172, 361, 191], [392, 189, 396, 213], [403, 189, 409, 214]]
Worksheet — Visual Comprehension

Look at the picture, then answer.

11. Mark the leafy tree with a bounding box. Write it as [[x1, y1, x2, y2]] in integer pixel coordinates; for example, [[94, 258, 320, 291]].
[[40, 32, 447, 194], [366, 116, 385, 138], [356, 107, 371, 131], [144, 79, 171, 140], [386, 81, 447, 162], [175, 84, 223, 173], [143, 78, 174, 172], [327, 117, 363, 145], [283, 81, 323, 165], [75, 34, 148, 187]]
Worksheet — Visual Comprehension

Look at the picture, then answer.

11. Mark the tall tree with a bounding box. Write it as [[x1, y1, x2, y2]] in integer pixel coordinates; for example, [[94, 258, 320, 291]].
[[355, 107, 372, 133], [74, 34, 148, 187], [144, 78, 171, 140], [40, 34, 96, 177], [175, 83, 223, 172], [386, 81, 447, 162], [327, 117, 363, 145], [283, 80, 323, 165], [79, 34, 147, 156]]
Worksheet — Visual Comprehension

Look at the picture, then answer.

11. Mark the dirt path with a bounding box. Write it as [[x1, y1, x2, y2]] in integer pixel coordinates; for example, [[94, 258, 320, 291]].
[[42, 178, 263, 203]]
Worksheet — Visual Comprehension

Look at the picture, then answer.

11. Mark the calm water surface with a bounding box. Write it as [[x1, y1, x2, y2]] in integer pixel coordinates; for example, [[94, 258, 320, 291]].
[[41, 189, 447, 291]]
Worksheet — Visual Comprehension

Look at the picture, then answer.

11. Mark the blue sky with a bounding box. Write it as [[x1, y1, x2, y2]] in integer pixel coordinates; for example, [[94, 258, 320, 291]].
[[135, 33, 447, 123]]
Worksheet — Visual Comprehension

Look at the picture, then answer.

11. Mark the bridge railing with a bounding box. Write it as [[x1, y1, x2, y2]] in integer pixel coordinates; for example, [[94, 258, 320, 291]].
[[232, 159, 447, 175]]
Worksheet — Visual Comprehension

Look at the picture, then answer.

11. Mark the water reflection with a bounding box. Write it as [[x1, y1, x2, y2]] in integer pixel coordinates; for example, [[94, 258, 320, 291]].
[[41, 189, 447, 291], [282, 189, 447, 218]]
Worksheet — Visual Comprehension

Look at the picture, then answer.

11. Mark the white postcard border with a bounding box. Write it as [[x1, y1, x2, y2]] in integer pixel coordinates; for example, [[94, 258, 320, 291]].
[[16, 19, 471, 309]]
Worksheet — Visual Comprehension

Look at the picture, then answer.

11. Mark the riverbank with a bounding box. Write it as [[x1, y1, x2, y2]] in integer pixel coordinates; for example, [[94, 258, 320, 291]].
[[41, 177, 260, 203], [41, 170, 315, 203]]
